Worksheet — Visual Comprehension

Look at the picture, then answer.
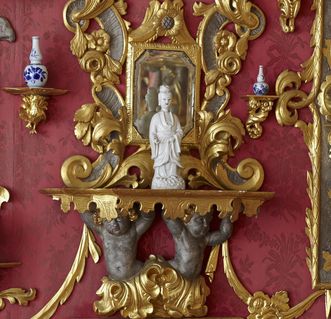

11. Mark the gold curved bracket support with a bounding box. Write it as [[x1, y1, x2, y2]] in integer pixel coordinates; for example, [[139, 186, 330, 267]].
[[2, 87, 67, 134], [243, 95, 278, 139], [31, 225, 101, 319]]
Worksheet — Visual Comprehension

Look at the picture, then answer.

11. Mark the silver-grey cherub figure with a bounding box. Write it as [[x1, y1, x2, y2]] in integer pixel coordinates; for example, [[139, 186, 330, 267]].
[[164, 212, 233, 279], [82, 203, 155, 281]]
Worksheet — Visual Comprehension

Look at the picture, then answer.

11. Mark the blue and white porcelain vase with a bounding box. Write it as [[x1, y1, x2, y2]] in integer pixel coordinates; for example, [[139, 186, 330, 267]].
[[23, 36, 48, 88], [253, 65, 269, 95]]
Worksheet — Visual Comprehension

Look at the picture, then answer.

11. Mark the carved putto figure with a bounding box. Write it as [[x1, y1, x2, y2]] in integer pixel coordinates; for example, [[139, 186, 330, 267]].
[[149, 85, 185, 189], [164, 212, 233, 279], [82, 204, 155, 281]]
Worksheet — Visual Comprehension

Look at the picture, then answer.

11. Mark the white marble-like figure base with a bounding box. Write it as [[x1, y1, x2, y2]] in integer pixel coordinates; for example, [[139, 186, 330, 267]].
[[152, 175, 185, 190]]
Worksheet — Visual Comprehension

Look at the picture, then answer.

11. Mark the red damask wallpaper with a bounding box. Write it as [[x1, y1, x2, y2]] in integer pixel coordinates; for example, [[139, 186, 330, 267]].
[[0, 0, 325, 318]]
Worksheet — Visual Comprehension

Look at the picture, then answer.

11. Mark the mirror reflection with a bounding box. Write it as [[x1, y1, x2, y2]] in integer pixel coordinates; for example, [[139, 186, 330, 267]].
[[133, 50, 196, 139]]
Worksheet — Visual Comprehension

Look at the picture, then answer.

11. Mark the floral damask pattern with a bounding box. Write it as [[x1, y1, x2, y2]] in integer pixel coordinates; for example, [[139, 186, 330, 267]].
[[0, 0, 324, 318]]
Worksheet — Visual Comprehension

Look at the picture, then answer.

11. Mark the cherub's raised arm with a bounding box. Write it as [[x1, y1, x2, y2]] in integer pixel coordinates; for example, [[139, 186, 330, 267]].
[[136, 210, 155, 236], [206, 216, 233, 246], [163, 215, 183, 237], [80, 211, 102, 235]]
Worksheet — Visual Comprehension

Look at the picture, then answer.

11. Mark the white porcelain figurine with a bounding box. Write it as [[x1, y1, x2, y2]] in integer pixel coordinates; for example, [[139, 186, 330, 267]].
[[149, 85, 185, 189]]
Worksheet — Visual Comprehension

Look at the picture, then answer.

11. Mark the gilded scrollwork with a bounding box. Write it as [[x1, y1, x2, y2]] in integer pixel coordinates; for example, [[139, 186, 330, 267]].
[[0, 288, 36, 311], [277, 0, 301, 33], [194, 0, 265, 114], [73, 87, 127, 154], [317, 75, 331, 121], [193, 110, 264, 191], [52, 1, 292, 318], [94, 257, 209, 318], [21, 95, 48, 134], [275, 0, 323, 289], [63, 0, 129, 189], [244, 95, 278, 139], [71, 26, 122, 86], [61, 0, 266, 193]]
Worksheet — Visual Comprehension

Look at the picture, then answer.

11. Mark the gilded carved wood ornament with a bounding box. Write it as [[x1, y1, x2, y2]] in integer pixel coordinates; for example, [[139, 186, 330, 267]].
[[32, 0, 331, 318]]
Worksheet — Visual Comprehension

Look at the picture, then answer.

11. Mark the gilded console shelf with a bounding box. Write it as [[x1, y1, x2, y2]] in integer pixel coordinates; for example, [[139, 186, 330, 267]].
[[243, 95, 278, 139], [42, 188, 274, 221], [3, 87, 67, 134], [42, 187, 273, 318]]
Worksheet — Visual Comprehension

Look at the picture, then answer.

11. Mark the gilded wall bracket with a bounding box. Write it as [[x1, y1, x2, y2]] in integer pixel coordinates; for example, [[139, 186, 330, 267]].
[[243, 95, 278, 139], [3, 87, 67, 134], [43, 187, 273, 318]]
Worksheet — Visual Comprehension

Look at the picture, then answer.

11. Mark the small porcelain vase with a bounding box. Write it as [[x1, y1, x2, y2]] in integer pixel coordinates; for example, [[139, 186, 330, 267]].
[[23, 36, 48, 88], [253, 65, 269, 95]]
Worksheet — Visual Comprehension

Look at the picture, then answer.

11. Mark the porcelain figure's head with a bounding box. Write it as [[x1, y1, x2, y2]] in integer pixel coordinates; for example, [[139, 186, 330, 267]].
[[158, 85, 172, 112]]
